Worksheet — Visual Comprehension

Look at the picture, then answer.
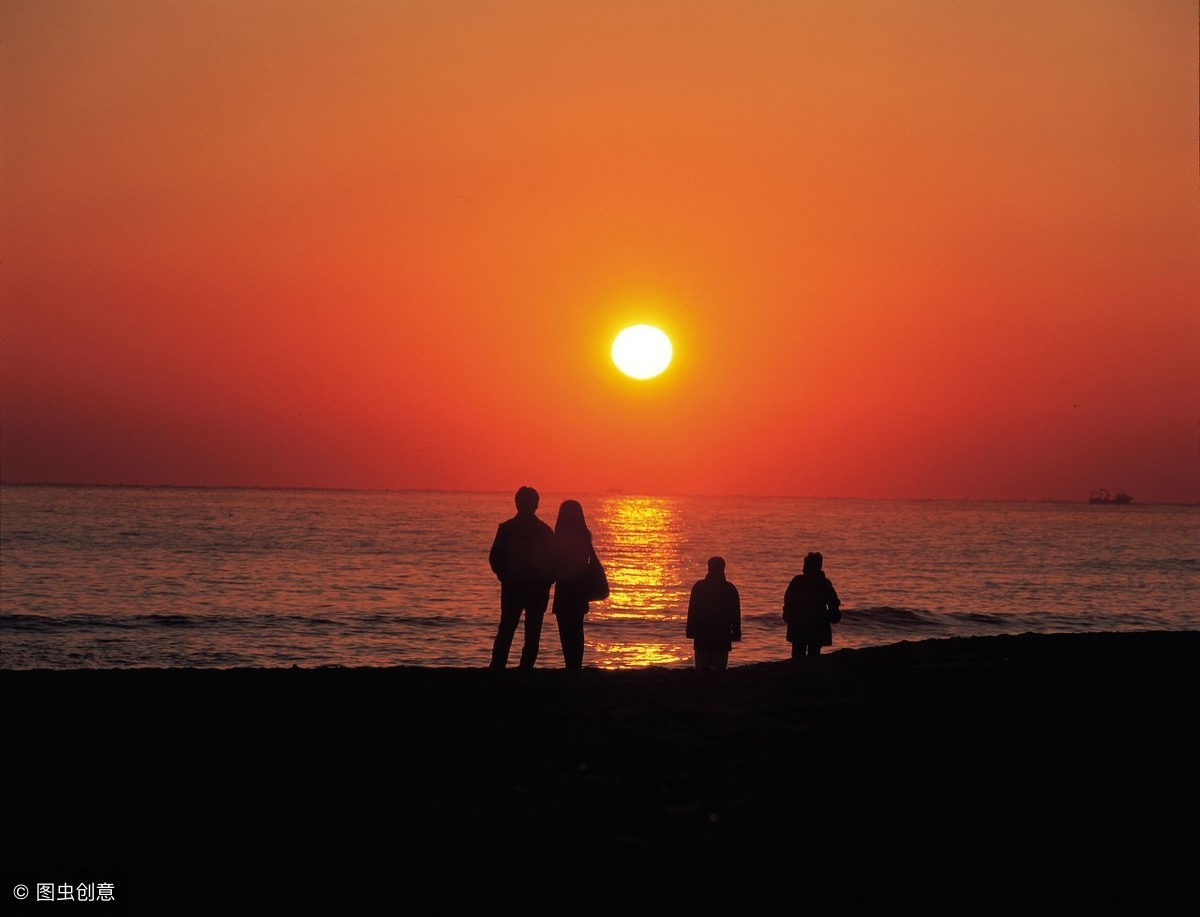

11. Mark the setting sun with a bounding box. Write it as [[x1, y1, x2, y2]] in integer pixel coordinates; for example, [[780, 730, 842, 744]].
[[612, 325, 673, 380]]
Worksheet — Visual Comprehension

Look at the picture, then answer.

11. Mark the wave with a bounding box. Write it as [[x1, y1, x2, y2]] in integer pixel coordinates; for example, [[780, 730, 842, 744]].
[[845, 605, 942, 626], [744, 605, 949, 628], [0, 613, 209, 632], [744, 605, 1149, 637], [0, 611, 460, 633]]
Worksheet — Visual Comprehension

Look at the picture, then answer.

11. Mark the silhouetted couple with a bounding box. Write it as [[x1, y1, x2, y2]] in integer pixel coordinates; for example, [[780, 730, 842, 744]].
[[489, 486, 606, 669]]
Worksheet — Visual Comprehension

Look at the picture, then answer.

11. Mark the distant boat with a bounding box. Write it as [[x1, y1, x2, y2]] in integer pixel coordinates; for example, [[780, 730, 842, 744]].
[[1089, 489, 1132, 505]]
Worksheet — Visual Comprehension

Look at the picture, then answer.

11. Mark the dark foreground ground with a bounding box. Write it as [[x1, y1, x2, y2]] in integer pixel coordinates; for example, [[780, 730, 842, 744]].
[[3, 631, 1198, 912]]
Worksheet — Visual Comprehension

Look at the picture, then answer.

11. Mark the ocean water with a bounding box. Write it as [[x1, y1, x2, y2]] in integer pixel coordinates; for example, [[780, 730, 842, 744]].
[[2, 485, 1197, 670]]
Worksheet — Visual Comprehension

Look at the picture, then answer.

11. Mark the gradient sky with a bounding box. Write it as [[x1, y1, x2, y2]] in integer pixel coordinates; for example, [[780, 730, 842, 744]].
[[2, 0, 1197, 501]]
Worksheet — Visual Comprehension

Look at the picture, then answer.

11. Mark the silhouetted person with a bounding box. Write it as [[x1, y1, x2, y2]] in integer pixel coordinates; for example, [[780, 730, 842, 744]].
[[550, 499, 604, 669], [783, 551, 841, 658], [488, 486, 556, 669], [686, 556, 742, 671]]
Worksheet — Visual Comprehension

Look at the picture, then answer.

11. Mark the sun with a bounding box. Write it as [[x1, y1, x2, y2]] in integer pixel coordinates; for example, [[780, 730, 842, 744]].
[[612, 325, 673, 379]]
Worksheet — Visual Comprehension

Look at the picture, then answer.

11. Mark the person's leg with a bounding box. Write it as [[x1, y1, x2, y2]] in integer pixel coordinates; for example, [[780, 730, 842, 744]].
[[790, 642, 804, 660], [713, 650, 729, 671], [557, 614, 569, 666], [518, 590, 549, 668], [807, 643, 822, 657], [695, 648, 717, 671], [571, 615, 585, 668], [558, 613, 584, 669], [491, 592, 522, 669]]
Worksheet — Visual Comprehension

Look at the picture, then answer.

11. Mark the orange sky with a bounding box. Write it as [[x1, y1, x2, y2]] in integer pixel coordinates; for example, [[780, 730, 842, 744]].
[[2, 0, 1197, 501]]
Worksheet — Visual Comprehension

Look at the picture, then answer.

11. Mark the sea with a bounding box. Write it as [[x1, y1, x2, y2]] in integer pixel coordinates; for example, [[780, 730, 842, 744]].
[[1, 484, 1197, 670]]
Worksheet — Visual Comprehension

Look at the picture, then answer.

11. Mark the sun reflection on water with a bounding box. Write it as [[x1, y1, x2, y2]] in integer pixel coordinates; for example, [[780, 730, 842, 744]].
[[588, 496, 691, 668], [589, 641, 692, 668]]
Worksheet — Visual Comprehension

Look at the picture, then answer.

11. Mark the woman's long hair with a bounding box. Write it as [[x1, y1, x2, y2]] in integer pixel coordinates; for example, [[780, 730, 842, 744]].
[[554, 500, 592, 577], [554, 499, 590, 537]]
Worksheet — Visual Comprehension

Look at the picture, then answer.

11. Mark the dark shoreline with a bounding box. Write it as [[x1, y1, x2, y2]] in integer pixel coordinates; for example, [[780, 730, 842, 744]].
[[4, 630, 1198, 911]]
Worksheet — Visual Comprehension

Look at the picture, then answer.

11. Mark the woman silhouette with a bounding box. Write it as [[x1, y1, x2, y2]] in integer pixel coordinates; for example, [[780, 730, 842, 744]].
[[551, 500, 602, 668]]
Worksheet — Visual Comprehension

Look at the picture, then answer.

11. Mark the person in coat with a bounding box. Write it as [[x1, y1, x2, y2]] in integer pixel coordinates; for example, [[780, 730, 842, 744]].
[[550, 499, 603, 669], [783, 551, 841, 658], [488, 486, 556, 669], [686, 556, 742, 671]]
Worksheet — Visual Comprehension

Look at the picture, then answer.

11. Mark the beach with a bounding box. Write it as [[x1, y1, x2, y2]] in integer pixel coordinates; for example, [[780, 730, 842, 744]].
[[4, 630, 1197, 912]]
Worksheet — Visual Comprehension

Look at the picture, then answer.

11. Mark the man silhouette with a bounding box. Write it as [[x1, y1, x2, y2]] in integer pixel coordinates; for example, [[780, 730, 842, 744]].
[[686, 556, 742, 671], [488, 486, 556, 669]]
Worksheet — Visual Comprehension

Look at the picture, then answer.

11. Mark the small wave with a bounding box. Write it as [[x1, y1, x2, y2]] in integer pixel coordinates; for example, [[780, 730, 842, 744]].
[[347, 612, 453, 628], [844, 606, 942, 627], [1, 612, 216, 632], [0, 610, 463, 634], [958, 610, 1015, 626], [742, 605, 940, 625], [2, 613, 119, 632], [143, 613, 201, 627]]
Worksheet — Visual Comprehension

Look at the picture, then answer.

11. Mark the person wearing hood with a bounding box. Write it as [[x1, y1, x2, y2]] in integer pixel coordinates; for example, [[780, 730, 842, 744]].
[[783, 551, 841, 658]]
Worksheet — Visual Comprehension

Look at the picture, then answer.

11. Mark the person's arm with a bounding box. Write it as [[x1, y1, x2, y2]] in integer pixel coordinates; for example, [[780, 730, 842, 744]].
[[488, 525, 507, 581], [731, 586, 742, 643], [826, 579, 841, 623], [686, 583, 698, 639], [782, 577, 796, 622], [546, 522, 560, 584], [541, 525, 560, 584]]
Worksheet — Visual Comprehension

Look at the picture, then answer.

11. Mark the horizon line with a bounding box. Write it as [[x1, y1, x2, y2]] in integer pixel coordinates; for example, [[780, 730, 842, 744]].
[[1, 480, 1193, 507]]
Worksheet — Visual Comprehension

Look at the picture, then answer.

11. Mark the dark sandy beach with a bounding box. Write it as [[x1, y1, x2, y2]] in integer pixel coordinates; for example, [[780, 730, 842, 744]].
[[4, 631, 1197, 912]]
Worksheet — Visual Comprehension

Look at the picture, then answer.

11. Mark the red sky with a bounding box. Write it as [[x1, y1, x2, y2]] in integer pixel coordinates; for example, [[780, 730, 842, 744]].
[[2, 0, 1197, 501]]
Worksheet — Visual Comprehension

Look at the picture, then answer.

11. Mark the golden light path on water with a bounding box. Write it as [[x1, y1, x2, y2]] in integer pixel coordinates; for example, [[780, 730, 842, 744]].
[[588, 496, 692, 668]]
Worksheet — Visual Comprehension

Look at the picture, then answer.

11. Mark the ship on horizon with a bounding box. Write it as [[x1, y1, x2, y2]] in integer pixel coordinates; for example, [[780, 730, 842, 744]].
[[1089, 489, 1132, 505]]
